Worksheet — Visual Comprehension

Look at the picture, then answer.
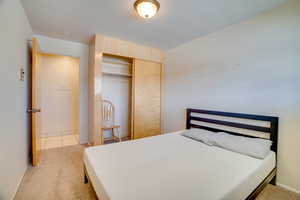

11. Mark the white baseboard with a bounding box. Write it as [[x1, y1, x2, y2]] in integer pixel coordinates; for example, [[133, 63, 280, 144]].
[[277, 183, 300, 194], [12, 166, 28, 200]]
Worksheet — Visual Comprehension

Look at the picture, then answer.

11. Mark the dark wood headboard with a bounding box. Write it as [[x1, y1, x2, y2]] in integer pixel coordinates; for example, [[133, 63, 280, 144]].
[[186, 108, 279, 154]]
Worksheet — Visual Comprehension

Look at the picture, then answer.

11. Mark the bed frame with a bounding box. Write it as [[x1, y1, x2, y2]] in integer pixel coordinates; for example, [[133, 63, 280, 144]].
[[186, 108, 278, 200], [84, 108, 279, 200]]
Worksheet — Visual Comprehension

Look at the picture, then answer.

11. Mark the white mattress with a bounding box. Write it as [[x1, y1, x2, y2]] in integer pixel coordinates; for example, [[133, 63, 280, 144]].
[[84, 132, 275, 200]]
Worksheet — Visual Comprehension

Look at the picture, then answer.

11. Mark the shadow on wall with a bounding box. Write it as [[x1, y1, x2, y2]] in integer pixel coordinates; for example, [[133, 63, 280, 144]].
[[27, 40, 32, 164]]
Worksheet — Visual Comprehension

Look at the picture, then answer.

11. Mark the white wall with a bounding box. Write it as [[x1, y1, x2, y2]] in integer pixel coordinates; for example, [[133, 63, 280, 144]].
[[34, 35, 89, 144], [39, 54, 79, 137], [102, 74, 132, 139], [164, 0, 300, 193], [0, 0, 32, 199]]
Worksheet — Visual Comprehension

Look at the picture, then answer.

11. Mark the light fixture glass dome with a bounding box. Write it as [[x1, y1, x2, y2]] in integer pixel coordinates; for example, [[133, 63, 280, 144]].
[[134, 0, 160, 19]]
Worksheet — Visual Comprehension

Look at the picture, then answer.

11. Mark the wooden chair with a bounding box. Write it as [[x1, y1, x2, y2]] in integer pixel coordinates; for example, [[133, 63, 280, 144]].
[[102, 100, 121, 142]]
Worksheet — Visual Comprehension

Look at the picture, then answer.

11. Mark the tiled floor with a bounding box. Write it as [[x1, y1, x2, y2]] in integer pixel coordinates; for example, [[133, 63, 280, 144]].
[[15, 144, 300, 200], [41, 134, 79, 150]]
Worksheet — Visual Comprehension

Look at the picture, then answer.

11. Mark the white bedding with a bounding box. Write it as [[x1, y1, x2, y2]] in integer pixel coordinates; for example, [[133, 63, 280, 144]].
[[84, 131, 275, 200]]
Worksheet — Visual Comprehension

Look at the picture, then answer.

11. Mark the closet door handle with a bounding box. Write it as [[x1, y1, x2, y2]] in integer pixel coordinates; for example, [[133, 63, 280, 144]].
[[27, 108, 41, 113]]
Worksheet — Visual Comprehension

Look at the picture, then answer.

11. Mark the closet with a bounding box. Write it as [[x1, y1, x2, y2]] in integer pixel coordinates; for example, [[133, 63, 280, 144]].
[[88, 35, 164, 145], [102, 54, 132, 141]]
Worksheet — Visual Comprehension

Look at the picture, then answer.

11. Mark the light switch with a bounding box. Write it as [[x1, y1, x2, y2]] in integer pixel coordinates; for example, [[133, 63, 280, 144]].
[[20, 68, 25, 81]]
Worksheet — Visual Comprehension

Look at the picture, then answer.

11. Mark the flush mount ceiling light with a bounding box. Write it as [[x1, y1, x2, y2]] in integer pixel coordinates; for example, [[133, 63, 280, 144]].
[[134, 0, 160, 19]]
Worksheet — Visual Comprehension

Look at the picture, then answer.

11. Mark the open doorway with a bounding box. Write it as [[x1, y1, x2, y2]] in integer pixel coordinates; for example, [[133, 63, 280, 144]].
[[38, 53, 80, 149]]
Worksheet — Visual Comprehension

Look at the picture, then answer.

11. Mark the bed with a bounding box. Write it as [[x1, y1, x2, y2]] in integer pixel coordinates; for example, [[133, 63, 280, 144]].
[[83, 108, 278, 200]]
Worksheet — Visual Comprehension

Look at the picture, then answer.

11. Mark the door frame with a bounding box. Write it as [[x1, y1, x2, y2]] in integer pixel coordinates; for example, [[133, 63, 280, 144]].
[[32, 35, 91, 145]]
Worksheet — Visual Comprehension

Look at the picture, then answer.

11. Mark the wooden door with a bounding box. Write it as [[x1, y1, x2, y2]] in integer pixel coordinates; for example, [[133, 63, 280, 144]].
[[29, 38, 42, 166], [132, 59, 161, 139]]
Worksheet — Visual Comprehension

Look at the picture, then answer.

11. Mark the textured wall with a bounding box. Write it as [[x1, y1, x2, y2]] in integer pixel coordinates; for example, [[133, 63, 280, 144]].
[[0, 0, 32, 199]]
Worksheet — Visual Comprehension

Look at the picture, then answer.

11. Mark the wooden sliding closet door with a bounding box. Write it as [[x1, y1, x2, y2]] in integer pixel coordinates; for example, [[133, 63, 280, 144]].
[[132, 59, 161, 139]]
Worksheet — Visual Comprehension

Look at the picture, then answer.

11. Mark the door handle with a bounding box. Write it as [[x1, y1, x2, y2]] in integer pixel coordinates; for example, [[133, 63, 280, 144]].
[[27, 108, 41, 113]]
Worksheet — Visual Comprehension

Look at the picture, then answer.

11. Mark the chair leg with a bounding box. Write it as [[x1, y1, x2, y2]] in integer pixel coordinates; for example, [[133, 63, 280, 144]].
[[112, 128, 116, 142], [117, 128, 121, 142]]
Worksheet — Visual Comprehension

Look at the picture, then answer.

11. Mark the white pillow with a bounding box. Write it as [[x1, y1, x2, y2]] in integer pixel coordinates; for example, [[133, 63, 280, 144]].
[[181, 129, 216, 145], [212, 132, 272, 159]]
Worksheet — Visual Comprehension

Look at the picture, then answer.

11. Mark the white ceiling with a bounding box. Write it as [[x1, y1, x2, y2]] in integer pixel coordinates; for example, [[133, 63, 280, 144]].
[[21, 0, 287, 49]]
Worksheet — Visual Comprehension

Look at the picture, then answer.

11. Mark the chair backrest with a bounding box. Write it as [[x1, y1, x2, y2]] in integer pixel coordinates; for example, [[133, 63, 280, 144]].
[[102, 100, 115, 127]]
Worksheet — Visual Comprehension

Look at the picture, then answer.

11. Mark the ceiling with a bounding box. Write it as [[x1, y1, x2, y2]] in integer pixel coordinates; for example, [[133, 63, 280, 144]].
[[21, 0, 287, 50]]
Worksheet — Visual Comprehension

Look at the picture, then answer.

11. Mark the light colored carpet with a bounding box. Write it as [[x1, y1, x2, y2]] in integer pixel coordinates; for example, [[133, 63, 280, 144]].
[[15, 145, 300, 200], [14, 145, 96, 200]]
